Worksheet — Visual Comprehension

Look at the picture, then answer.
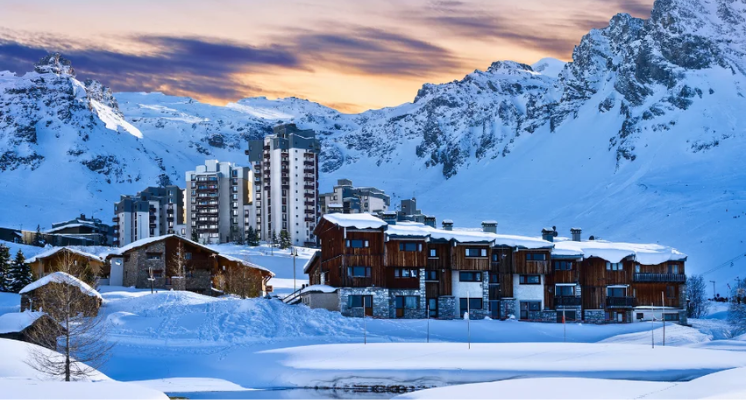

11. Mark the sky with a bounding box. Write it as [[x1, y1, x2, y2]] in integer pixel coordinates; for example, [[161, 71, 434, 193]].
[[0, 0, 655, 113]]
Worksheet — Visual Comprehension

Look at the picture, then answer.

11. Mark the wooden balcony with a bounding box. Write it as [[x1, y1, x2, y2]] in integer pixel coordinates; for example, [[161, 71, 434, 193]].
[[555, 296, 582, 307], [633, 273, 686, 283], [606, 296, 635, 308]]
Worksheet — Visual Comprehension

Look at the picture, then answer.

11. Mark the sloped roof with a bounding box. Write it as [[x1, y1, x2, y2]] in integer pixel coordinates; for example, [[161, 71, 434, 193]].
[[553, 239, 687, 264], [0, 312, 46, 334], [303, 250, 321, 273], [321, 213, 387, 230], [218, 254, 274, 277], [19, 272, 102, 299], [26, 247, 103, 264]]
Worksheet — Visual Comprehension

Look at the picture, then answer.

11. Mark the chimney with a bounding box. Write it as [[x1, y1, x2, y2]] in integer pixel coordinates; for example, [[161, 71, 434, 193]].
[[381, 212, 397, 225], [481, 220, 497, 233], [442, 219, 453, 231], [424, 215, 436, 228], [571, 228, 582, 242], [541, 228, 555, 242]]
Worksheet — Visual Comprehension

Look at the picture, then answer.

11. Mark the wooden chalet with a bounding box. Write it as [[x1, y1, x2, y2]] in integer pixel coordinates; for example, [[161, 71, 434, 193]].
[[26, 247, 106, 281], [19, 272, 103, 317], [308, 214, 688, 323], [0, 312, 64, 350], [106, 234, 273, 296]]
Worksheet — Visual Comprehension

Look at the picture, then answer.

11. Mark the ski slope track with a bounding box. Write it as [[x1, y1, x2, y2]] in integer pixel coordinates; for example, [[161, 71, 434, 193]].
[[1, 0, 745, 288]]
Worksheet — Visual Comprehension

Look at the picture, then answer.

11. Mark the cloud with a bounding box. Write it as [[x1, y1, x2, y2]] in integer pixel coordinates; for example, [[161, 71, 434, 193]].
[[611, 0, 654, 17]]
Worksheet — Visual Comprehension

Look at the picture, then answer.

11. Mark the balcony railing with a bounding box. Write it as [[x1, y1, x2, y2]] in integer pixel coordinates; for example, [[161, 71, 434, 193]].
[[303, 161, 314, 166], [554, 296, 582, 307], [305, 217, 316, 222], [606, 296, 635, 308], [633, 273, 686, 283], [304, 185, 315, 190], [112, 217, 119, 222]]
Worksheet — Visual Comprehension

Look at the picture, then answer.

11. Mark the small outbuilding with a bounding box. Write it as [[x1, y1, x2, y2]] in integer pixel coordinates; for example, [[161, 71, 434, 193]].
[[0, 312, 64, 350], [20, 272, 103, 317], [26, 247, 107, 281]]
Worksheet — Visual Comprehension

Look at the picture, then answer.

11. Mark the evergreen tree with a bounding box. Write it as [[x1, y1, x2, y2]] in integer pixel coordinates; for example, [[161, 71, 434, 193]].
[[0, 244, 11, 292], [271, 231, 278, 247], [191, 229, 199, 242], [247, 226, 259, 247], [32, 225, 44, 247], [8, 249, 33, 293], [279, 230, 292, 249]]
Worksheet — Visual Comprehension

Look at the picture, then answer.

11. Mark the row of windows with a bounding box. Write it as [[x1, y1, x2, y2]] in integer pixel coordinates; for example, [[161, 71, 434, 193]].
[[393, 268, 419, 278]]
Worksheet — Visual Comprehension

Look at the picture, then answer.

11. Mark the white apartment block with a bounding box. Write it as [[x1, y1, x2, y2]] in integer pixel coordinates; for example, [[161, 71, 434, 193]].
[[185, 160, 254, 244], [319, 179, 390, 215], [247, 124, 321, 246], [113, 186, 184, 247]]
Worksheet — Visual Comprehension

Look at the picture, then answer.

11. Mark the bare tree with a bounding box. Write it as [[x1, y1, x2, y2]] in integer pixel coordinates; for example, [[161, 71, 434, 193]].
[[26, 253, 112, 381], [687, 274, 710, 319], [169, 242, 190, 290], [728, 283, 746, 337], [222, 265, 263, 299]]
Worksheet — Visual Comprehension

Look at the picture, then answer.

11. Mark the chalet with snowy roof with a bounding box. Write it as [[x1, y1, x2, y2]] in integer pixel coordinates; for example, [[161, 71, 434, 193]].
[[20, 272, 103, 316], [26, 247, 106, 280], [0, 312, 64, 350], [106, 234, 274, 296], [46, 214, 114, 246], [305, 213, 688, 323]]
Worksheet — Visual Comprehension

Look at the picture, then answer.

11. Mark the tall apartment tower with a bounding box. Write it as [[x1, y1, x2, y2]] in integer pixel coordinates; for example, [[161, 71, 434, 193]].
[[185, 160, 254, 244], [113, 186, 184, 247], [247, 123, 321, 247]]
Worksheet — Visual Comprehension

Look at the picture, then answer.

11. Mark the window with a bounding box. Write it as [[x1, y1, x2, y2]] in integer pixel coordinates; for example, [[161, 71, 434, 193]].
[[465, 248, 487, 257], [492, 253, 500, 262], [526, 253, 547, 261], [667, 263, 680, 274], [489, 274, 499, 284], [399, 242, 421, 252], [519, 275, 541, 285], [146, 253, 162, 260], [557, 310, 577, 322], [347, 266, 371, 278], [348, 295, 372, 308], [553, 261, 572, 271], [459, 271, 482, 282], [346, 239, 369, 248], [635, 264, 641, 273], [395, 296, 419, 309], [666, 285, 676, 298], [636, 313, 644, 320], [427, 298, 438, 317], [459, 298, 483, 313], [519, 301, 541, 320], [150, 269, 163, 278], [429, 249, 437, 258], [606, 262, 623, 271], [607, 287, 627, 297], [425, 270, 438, 281], [394, 268, 419, 278], [555, 285, 574, 296], [185, 252, 192, 260], [664, 313, 678, 321]]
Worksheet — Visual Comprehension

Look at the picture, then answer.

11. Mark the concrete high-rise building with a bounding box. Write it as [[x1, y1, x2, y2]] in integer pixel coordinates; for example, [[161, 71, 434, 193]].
[[113, 186, 184, 247], [247, 123, 321, 246], [319, 179, 390, 215], [185, 160, 254, 244]]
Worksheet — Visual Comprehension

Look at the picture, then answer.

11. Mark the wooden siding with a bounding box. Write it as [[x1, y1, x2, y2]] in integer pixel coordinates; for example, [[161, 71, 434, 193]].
[[384, 240, 427, 268], [514, 249, 552, 275], [426, 243, 451, 270], [451, 244, 491, 271], [490, 247, 514, 298], [384, 268, 420, 289], [633, 283, 683, 308], [636, 260, 686, 275], [316, 221, 386, 287]]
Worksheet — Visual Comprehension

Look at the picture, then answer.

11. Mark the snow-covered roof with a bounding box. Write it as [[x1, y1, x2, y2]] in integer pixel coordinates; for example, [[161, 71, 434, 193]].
[[45, 222, 96, 234], [26, 247, 104, 264], [0, 312, 46, 334], [442, 219, 454, 224], [553, 239, 687, 264], [386, 222, 433, 237], [19, 272, 102, 299], [303, 250, 321, 273], [321, 213, 387, 230], [482, 220, 498, 225], [490, 233, 554, 249], [384, 222, 553, 249], [327, 203, 343, 208], [218, 254, 274, 277], [300, 284, 338, 294]]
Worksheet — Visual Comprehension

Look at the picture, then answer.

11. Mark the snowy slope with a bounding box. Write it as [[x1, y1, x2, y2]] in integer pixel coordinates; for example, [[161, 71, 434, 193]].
[[1, 0, 746, 289]]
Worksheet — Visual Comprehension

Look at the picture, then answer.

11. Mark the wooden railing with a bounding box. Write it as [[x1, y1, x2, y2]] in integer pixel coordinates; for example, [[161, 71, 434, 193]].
[[633, 273, 686, 283], [555, 296, 582, 306], [606, 296, 635, 308]]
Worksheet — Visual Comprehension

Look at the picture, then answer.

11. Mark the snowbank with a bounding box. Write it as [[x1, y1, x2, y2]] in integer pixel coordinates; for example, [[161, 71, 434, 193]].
[[19, 272, 102, 299], [396, 367, 746, 399], [0, 312, 45, 334], [129, 377, 253, 393]]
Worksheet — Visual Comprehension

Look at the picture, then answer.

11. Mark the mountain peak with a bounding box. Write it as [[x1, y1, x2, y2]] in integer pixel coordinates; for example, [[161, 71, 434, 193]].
[[34, 53, 75, 76], [486, 61, 534, 74]]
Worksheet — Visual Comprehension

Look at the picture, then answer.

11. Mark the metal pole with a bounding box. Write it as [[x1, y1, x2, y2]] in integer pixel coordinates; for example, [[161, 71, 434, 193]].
[[363, 312, 367, 345], [427, 304, 430, 343], [662, 292, 666, 347], [563, 308, 566, 343], [292, 248, 297, 293], [467, 290, 471, 350], [651, 302, 655, 349], [711, 281, 716, 299]]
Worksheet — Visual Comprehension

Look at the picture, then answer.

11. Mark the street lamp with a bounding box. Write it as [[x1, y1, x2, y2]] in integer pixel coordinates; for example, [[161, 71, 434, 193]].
[[291, 246, 298, 293]]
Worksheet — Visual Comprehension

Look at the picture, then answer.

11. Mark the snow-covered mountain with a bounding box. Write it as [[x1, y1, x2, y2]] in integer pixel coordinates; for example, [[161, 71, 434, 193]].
[[1, 0, 745, 288]]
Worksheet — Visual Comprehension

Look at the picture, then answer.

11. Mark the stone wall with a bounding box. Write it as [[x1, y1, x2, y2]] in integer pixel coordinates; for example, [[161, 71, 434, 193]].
[[438, 296, 457, 319], [389, 289, 427, 319], [584, 309, 605, 323], [339, 287, 390, 319]]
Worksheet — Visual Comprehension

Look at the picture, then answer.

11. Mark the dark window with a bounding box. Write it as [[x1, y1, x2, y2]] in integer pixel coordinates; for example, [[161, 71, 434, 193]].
[[557, 310, 577, 322], [185, 252, 192, 260], [394, 268, 419, 278], [427, 298, 438, 317], [667, 263, 680, 274], [555, 285, 575, 296], [347, 266, 371, 278], [636, 313, 644, 320], [519, 275, 541, 285], [346, 239, 369, 248], [526, 253, 547, 261], [664, 313, 678, 321], [607, 287, 627, 297], [519, 301, 542, 320], [429, 249, 437, 258], [395, 296, 419, 309], [465, 248, 487, 257], [146, 253, 162, 260], [399, 242, 420, 252], [489, 274, 499, 284], [151, 269, 163, 278], [553, 260, 572, 271], [348, 295, 372, 308], [459, 298, 483, 313], [666, 285, 676, 298], [425, 270, 438, 281], [459, 271, 482, 282], [492, 253, 499, 262]]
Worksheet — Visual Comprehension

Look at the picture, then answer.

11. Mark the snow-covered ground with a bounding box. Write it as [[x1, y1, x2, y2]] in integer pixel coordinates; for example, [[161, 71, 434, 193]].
[[0, 339, 167, 399]]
